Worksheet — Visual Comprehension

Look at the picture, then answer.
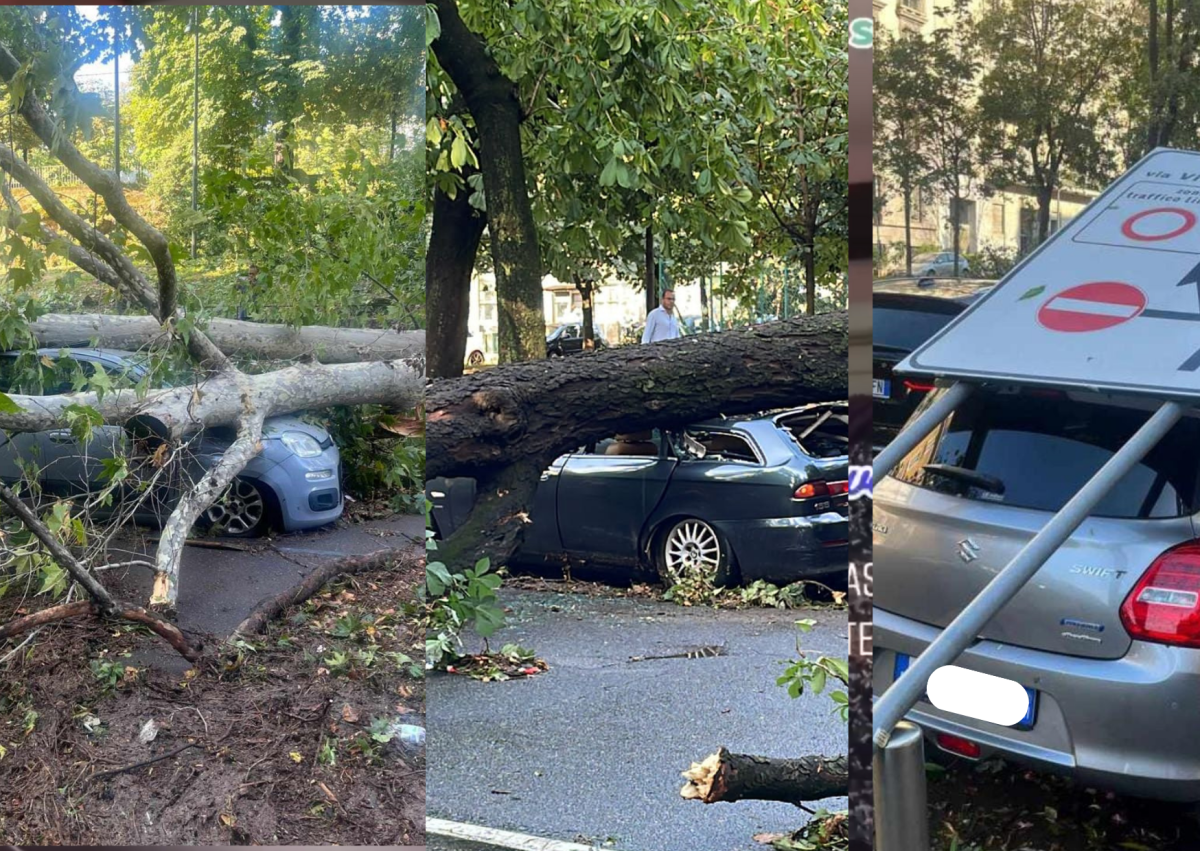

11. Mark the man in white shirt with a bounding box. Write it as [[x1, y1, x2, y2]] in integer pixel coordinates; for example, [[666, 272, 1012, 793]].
[[641, 289, 680, 343]]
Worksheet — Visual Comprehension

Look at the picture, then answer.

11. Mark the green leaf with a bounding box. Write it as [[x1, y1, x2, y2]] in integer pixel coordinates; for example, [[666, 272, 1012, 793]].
[[0, 392, 22, 415], [600, 157, 618, 187], [1018, 285, 1045, 301], [425, 3, 441, 46], [450, 134, 470, 169]]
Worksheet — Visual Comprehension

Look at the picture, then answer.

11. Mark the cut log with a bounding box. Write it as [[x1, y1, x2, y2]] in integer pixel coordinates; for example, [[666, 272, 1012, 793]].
[[681, 748, 848, 806], [230, 546, 422, 639], [28, 313, 425, 365], [0, 357, 423, 440]]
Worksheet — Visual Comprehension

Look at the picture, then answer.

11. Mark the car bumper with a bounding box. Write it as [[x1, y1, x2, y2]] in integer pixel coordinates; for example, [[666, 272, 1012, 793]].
[[874, 606, 1200, 801], [717, 513, 848, 583], [251, 448, 344, 532]]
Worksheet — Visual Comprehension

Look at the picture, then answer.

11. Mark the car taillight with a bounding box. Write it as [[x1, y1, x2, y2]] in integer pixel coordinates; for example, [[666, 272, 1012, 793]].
[[1120, 543, 1200, 648], [794, 480, 849, 499], [935, 733, 981, 759], [903, 379, 936, 393]]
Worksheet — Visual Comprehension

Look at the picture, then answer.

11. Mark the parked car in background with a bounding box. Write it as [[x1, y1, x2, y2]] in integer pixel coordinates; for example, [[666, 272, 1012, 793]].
[[0, 348, 343, 536], [546, 323, 608, 356], [428, 403, 850, 586], [875, 384, 1200, 802], [909, 251, 972, 277], [872, 277, 993, 446]]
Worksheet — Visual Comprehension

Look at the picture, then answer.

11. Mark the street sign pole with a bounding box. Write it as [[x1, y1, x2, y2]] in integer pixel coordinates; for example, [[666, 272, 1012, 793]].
[[873, 398, 1185, 746]]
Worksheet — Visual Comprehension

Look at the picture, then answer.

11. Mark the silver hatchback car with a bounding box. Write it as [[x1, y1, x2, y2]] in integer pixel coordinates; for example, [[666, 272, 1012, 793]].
[[874, 385, 1200, 801], [0, 348, 344, 536]]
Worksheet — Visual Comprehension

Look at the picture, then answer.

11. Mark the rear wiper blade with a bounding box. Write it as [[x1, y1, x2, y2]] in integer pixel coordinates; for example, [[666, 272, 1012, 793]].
[[923, 463, 1005, 495]]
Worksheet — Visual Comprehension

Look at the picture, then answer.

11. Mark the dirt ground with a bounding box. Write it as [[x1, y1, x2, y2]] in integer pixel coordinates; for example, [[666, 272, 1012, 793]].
[[928, 756, 1200, 850], [0, 560, 425, 846]]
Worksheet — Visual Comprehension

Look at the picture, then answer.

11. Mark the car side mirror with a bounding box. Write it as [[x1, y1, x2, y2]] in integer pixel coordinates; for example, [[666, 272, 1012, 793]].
[[682, 434, 707, 459]]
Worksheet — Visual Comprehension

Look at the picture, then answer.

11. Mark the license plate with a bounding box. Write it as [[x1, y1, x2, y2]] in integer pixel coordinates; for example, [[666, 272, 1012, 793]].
[[894, 653, 1037, 729], [872, 378, 891, 399]]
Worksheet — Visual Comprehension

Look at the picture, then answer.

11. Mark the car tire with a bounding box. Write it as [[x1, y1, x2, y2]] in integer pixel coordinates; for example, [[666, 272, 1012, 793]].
[[201, 477, 271, 538], [654, 517, 737, 588], [467, 350, 485, 367]]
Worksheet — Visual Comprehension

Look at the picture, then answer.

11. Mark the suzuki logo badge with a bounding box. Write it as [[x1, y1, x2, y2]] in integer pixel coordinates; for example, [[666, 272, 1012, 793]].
[[958, 538, 981, 563]]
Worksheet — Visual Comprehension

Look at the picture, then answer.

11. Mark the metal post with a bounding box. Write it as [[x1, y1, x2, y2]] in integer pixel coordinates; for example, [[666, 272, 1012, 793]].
[[191, 8, 199, 259], [873, 381, 973, 483], [873, 721, 928, 850], [874, 399, 1185, 746], [113, 26, 120, 181]]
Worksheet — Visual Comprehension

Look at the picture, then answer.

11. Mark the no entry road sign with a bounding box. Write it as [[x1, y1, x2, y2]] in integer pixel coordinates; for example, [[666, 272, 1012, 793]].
[[900, 148, 1200, 398]]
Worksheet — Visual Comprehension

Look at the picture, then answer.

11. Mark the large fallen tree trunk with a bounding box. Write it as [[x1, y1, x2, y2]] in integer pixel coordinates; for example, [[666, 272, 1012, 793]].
[[681, 748, 848, 805], [428, 312, 847, 566], [0, 357, 423, 440], [28, 313, 425, 364]]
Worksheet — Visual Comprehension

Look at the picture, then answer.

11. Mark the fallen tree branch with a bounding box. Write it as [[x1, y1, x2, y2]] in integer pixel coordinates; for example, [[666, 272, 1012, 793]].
[[0, 357, 423, 440], [0, 600, 92, 640], [229, 546, 423, 639], [0, 482, 202, 660], [89, 741, 201, 781], [28, 313, 425, 365], [681, 748, 848, 805]]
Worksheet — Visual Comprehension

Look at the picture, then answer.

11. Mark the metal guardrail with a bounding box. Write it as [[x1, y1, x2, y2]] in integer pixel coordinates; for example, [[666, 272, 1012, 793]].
[[871, 380, 1186, 845]]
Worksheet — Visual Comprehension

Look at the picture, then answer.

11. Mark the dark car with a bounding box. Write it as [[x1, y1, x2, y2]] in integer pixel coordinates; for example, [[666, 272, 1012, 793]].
[[873, 277, 993, 446], [428, 404, 849, 586], [546, 323, 608, 356]]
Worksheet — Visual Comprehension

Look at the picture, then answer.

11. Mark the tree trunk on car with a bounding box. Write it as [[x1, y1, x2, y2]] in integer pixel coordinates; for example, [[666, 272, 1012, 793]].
[[0, 37, 422, 609], [428, 312, 847, 568]]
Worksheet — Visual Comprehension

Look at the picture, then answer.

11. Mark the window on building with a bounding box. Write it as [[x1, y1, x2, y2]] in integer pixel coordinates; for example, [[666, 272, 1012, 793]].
[[900, 0, 923, 11], [991, 202, 1005, 234]]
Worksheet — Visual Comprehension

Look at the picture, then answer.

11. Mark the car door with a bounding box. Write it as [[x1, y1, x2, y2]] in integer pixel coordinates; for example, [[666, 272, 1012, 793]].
[[0, 355, 43, 485], [555, 430, 676, 560], [38, 359, 127, 496]]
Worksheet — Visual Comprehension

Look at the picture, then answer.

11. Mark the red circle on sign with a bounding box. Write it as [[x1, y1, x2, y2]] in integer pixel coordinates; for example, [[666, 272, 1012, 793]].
[[1121, 207, 1197, 241], [1038, 282, 1146, 333]]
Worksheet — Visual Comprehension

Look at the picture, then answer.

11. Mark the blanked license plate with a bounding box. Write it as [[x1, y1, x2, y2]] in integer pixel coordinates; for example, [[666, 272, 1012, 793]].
[[894, 653, 1037, 729], [872, 378, 891, 399]]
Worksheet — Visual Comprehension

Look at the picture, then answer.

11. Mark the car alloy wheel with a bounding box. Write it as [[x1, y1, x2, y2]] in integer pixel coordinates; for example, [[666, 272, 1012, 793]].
[[467, 350, 485, 367], [204, 478, 268, 537], [658, 518, 731, 586]]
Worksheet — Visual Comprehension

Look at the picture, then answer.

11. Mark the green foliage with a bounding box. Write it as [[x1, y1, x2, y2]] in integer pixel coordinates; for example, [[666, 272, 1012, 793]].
[[429, 0, 846, 311], [424, 506, 508, 668], [777, 618, 850, 722], [316, 405, 424, 509]]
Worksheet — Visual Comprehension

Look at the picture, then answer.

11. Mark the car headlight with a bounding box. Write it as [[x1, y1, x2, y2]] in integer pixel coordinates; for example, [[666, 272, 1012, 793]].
[[280, 431, 323, 458]]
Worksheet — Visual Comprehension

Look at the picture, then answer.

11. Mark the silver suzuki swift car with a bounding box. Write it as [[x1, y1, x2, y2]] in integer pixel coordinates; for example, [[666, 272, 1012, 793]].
[[0, 348, 343, 536], [874, 384, 1200, 801]]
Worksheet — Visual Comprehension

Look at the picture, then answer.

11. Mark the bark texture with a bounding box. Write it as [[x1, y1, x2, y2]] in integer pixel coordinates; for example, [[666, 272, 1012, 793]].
[[681, 748, 848, 805], [0, 358, 423, 441], [28, 314, 424, 365], [431, 0, 544, 364], [427, 179, 486, 378]]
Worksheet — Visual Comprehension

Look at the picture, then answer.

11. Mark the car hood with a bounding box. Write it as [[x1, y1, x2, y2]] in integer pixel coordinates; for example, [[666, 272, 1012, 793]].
[[262, 415, 331, 442]]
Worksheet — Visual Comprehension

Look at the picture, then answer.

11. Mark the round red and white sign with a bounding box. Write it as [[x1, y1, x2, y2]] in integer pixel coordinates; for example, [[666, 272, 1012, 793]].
[[1121, 207, 1197, 242], [1037, 282, 1147, 333]]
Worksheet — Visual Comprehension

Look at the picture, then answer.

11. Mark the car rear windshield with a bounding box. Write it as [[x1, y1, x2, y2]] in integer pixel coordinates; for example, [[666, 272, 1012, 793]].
[[873, 301, 961, 352], [892, 390, 1200, 519], [778, 406, 848, 459]]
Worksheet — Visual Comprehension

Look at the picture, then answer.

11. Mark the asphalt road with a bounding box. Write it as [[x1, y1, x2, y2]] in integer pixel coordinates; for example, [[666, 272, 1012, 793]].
[[103, 515, 423, 669], [427, 589, 848, 851]]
